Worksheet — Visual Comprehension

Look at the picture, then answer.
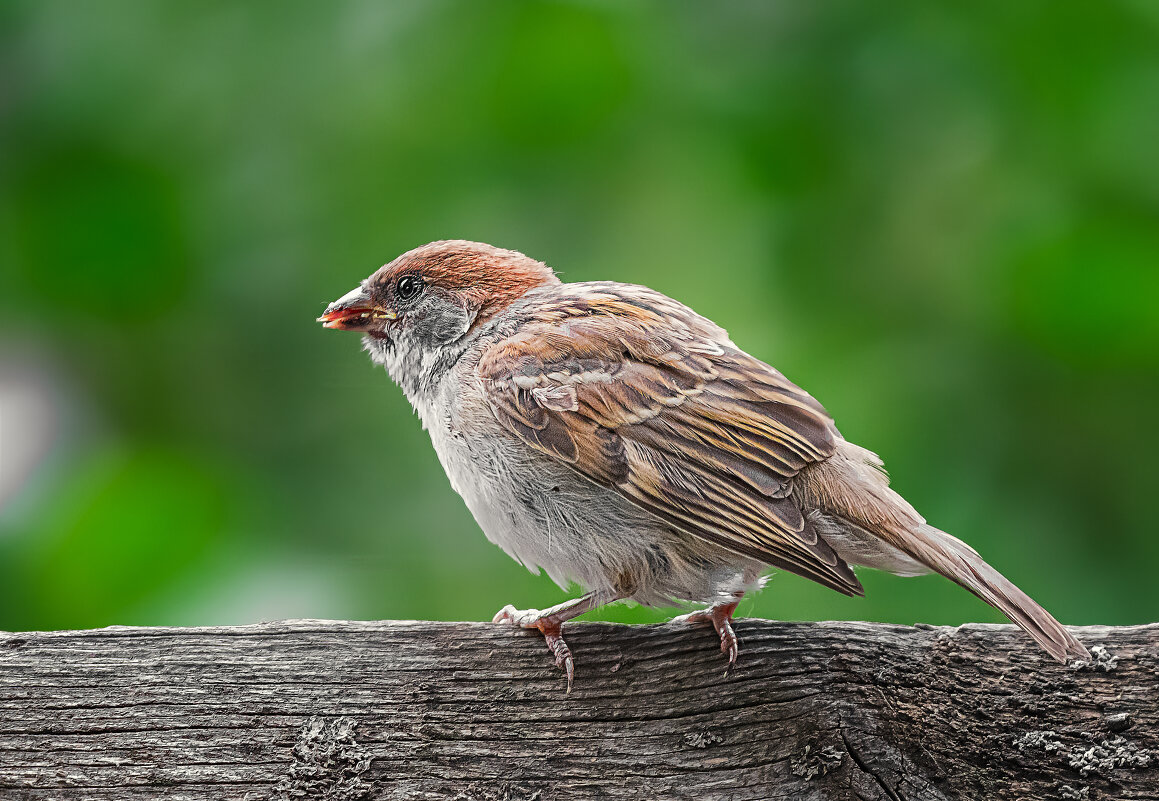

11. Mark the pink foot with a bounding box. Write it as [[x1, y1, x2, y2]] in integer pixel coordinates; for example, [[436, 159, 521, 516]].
[[493, 604, 575, 693], [673, 601, 740, 672]]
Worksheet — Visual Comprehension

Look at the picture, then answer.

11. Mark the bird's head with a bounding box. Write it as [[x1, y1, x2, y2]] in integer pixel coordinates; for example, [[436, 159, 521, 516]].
[[319, 240, 559, 391]]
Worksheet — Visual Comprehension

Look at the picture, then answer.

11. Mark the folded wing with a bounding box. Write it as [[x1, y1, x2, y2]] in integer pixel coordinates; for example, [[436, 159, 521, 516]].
[[479, 286, 863, 596]]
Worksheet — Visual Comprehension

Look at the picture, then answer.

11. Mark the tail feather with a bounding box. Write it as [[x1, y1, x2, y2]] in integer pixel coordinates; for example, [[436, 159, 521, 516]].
[[908, 524, 1088, 663], [801, 441, 1089, 663]]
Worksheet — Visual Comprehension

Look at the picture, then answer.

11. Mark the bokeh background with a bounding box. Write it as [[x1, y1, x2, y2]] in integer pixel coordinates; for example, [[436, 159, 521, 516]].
[[1, 1, 1157, 634]]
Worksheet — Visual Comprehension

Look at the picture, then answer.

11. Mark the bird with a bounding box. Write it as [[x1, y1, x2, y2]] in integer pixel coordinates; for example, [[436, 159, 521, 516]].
[[318, 240, 1088, 690]]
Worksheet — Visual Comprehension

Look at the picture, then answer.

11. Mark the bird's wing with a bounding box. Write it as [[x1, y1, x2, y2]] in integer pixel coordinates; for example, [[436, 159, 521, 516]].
[[478, 285, 863, 596]]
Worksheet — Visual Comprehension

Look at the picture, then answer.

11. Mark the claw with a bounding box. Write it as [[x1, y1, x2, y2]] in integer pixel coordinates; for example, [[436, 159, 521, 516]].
[[674, 600, 741, 675], [717, 617, 739, 673], [542, 624, 575, 694], [492, 604, 575, 692]]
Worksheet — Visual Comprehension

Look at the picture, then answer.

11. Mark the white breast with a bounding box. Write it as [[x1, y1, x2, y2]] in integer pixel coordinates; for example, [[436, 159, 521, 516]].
[[407, 366, 760, 607]]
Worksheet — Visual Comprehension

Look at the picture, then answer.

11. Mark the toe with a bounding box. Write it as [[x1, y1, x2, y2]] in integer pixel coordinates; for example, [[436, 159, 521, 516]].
[[724, 635, 738, 667], [541, 626, 575, 693], [492, 605, 545, 627], [562, 651, 575, 694], [549, 638, 575, 693], [492, 604, 518, 624], [672, 611, 709, 627], [717, 620, 739, 666]]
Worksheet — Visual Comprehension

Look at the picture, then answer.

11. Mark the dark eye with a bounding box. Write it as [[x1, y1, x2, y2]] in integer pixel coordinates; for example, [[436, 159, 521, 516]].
[[396, 274, 423, 302]]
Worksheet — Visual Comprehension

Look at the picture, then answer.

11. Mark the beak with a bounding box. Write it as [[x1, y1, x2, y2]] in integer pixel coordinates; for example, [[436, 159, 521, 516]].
[[317, 285, 396, 331]]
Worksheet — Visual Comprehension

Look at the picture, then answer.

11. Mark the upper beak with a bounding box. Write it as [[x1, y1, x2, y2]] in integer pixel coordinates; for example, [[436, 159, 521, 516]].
[[317, 285, 396, 331]]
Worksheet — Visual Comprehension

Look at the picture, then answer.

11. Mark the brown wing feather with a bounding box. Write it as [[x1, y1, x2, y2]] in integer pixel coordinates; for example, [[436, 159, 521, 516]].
[[479, 286, 864, 597]]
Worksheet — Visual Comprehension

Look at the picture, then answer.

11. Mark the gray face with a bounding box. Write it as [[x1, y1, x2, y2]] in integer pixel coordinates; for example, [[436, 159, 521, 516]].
[[364, 287, 478, 404], [404, 290, 475, 347]]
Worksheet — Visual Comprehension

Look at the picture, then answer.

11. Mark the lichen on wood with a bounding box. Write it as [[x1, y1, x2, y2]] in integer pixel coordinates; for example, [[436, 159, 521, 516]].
[[0, 619, 1155, 800]]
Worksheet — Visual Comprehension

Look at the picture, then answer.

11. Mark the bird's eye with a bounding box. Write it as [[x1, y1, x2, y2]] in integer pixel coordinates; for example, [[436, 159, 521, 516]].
[[396, 274, 423, 302]]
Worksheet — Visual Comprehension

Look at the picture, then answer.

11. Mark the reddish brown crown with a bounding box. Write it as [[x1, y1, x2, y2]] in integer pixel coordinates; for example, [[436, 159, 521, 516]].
[[371, 240, 560, 325]]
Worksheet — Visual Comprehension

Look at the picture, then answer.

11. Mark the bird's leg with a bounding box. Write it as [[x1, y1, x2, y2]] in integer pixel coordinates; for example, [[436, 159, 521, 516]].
[[492, 590, 614, 692], [672, 596, 742, 671]]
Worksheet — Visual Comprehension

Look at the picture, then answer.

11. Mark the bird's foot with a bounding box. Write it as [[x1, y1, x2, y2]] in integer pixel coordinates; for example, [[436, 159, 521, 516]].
[[492, 604, 575, 693], [673, 601, 740, 673]]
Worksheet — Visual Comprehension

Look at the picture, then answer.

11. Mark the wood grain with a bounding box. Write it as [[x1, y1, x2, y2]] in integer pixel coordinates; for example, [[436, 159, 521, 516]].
[[0, 619, 1155, 800]]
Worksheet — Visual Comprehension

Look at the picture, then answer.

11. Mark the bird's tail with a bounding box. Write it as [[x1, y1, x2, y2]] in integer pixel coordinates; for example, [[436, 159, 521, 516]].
[[902, 523, 1089, 663], [801, 441, 1089, 663]]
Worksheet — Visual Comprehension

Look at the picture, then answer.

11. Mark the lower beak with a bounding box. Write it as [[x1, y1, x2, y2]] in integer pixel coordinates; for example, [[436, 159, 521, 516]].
[[317, 285, 396, 331]]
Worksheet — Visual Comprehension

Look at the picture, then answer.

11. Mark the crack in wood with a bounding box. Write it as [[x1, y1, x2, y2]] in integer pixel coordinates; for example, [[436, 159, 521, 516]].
[[842, 731, 904, 801], [0, 620, 1155, 800]]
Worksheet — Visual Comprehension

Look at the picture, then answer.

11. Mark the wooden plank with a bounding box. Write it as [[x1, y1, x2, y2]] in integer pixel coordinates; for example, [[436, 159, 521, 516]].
[[0, 620, 1154, 800]]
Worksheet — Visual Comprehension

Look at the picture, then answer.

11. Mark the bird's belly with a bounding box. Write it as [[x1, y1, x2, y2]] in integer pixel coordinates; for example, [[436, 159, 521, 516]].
[[431, 424, 761, 606], [437, 431, 623, 581]]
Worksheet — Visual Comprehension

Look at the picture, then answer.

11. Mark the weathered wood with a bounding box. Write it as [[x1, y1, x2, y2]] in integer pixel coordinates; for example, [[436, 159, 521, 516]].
[[0, 619, 1154, 800]]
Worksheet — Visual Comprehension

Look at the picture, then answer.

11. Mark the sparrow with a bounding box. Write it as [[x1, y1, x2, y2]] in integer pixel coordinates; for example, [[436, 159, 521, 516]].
[[319, 240, 1088, 690]]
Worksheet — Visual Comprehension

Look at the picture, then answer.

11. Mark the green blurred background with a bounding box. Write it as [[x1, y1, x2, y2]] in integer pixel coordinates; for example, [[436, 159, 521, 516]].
[[1, 1, 1157, 633]]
